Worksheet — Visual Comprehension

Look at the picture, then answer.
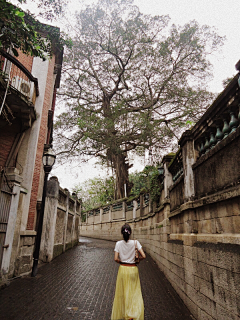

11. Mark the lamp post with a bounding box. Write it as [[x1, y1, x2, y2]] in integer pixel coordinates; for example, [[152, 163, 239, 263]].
[[31, 147, 56, 277]]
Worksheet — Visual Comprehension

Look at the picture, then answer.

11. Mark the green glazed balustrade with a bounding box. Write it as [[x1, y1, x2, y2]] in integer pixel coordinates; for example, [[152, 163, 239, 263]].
[[103, 206, 110, 214], [95, 209, 100, 215], [168, 149, 183, 183], [112, 203, 123, 211], [127, 202, 134, 210], [229, 111, 239, 133], [137, 198, 140, 207], [143, 193, 149, 205], [172, 166, 183, 182], [198, 108, 239, 157]]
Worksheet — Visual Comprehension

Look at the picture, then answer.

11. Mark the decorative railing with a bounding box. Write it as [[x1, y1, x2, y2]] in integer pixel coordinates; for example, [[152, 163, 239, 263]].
[[0, 50, 39, 104], [112, 202, 123, 211], [191, 73, 240, 158], [58, 189, 66, 206], [88, 210, 94, 217], [103, 206, 110, 214], [69, 198, 75, 211], [136, 196, 140, 208], [196, 105, 240, 157], [143, 193, 149, 206], [126, 201, 134, 211], [76, 202, 80, 213], [168, 150, 183, 182], [95, 208, 100, 216]]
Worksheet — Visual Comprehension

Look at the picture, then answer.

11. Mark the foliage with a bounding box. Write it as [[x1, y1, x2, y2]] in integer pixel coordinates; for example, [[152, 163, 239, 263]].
[[129, 171, 147, 196], [130, 166, 162, 203], [32, 0, 68, 21], [148, 168, 162, 203], [77, 165, 163, 211], [54, 0, 224, 198], [0, 0, 71, 60], [73, 176, 115, 211], [222, 76, 235, 88]]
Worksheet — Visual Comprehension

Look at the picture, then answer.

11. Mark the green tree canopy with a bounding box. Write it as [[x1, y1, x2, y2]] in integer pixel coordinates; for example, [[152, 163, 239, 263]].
[[0, 0, 70, 59], [73, 176, 115, 211], [54, 0, 224, 199]]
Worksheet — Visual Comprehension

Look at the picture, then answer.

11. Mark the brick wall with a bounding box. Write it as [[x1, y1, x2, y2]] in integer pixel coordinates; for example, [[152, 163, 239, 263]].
[[0, 119, 21, 169], [9, 51, 34, 82], [26, 55, 56, 230], [16, 51, 33, 73]]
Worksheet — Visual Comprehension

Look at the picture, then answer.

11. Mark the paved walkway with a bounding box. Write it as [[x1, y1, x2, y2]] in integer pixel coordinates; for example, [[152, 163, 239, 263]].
[[0, 238, 193, 320]]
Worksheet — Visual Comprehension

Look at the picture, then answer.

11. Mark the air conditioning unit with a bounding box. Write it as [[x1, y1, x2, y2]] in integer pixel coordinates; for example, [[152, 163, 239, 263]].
[[11, 76, 34, 101]]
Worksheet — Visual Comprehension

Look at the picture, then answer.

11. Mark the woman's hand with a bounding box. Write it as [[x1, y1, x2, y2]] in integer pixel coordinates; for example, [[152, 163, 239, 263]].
[[114, 251, 121, 263], [138, 248, 146, 261]]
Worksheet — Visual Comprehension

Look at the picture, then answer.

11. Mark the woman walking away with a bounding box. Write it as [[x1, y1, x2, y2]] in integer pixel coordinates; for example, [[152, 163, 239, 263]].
[[111, 223, 146, 320]]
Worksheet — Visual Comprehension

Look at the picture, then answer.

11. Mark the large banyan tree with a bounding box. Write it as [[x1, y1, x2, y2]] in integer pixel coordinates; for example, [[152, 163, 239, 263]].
[[54, 0, 223, 199]]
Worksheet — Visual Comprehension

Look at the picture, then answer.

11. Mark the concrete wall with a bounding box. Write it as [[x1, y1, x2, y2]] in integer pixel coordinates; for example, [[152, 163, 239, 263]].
[[39, 177, 81, 262], [13, 177, 81, 278]]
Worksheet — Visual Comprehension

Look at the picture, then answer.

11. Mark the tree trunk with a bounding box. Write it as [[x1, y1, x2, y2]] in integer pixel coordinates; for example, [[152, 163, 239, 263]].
[[108, 151, 132, 200]]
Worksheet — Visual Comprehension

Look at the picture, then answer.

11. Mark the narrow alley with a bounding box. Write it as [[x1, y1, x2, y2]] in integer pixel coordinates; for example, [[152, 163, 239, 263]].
[[0, 237, 193, 320]]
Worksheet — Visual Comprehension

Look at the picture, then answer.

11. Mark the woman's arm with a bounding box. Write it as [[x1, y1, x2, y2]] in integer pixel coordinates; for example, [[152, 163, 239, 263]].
[[139, 248, 146, 260], [114, 251, 121, 263]]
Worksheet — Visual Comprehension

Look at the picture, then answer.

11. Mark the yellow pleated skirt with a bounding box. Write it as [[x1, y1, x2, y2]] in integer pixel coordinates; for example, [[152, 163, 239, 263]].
[[111, 265, 144, 320]]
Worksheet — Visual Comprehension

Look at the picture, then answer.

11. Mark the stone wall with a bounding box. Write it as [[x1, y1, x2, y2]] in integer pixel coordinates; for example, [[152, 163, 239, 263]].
[[15, 177, 81, 276], [80, 74, 240, 320], [81, 185, 240, 320], [39, 177, 81, 262], [193, 130, 240, 198]]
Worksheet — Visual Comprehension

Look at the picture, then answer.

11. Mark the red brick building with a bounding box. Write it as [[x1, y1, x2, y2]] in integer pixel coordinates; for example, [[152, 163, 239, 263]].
[[0, 24, 63, 281]]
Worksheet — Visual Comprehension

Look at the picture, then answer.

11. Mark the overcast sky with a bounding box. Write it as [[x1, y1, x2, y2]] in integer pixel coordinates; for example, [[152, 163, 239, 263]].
[[50, 0, 240, 190]]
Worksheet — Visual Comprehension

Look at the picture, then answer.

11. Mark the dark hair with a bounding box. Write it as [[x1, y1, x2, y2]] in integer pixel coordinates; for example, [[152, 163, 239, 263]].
[[121, 224, 131, 242]]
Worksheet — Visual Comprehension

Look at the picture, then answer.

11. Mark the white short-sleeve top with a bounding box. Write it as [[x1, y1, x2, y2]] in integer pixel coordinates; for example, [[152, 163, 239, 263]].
[[114, 239, 142, 264]]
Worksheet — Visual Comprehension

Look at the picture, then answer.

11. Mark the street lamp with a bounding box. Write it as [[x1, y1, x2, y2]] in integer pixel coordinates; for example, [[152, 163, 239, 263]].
[[31, 147, 56, 277]]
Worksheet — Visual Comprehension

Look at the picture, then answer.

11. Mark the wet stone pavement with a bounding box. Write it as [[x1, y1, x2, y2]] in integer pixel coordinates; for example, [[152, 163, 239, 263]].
[[0, 237, 193, 320]]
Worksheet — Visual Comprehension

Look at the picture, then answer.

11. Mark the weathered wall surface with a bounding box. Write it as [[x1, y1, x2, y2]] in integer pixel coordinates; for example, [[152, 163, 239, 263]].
[[80, 108, 240, 319], [40, 177, 81, 262], [169, 176, 184, 211], [193, 133, 240, 198], [15, 177, 81, 276], [81, 187, 240, 320]]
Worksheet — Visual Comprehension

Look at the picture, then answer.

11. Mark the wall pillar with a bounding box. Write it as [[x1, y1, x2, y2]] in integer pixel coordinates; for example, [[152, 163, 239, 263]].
[[122, 201, 126, 219], [71, 196, 77, 244], [162, 155, 174, 200], [63, 189, 69, 252], [39, 176, 59, 262], [1, 168, 22, 275], [109, 206, 112, 222], [133, 200, 138, 219], [71, 214, 76, 245], [179, 130, 196, 202], [139, 194, 143, 216]]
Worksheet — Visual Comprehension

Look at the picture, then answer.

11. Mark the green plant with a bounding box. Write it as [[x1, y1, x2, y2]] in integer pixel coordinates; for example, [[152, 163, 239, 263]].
[[130, 166, 163, 203], [54, 0, 223, 199], [148, 168, 162, 203]]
